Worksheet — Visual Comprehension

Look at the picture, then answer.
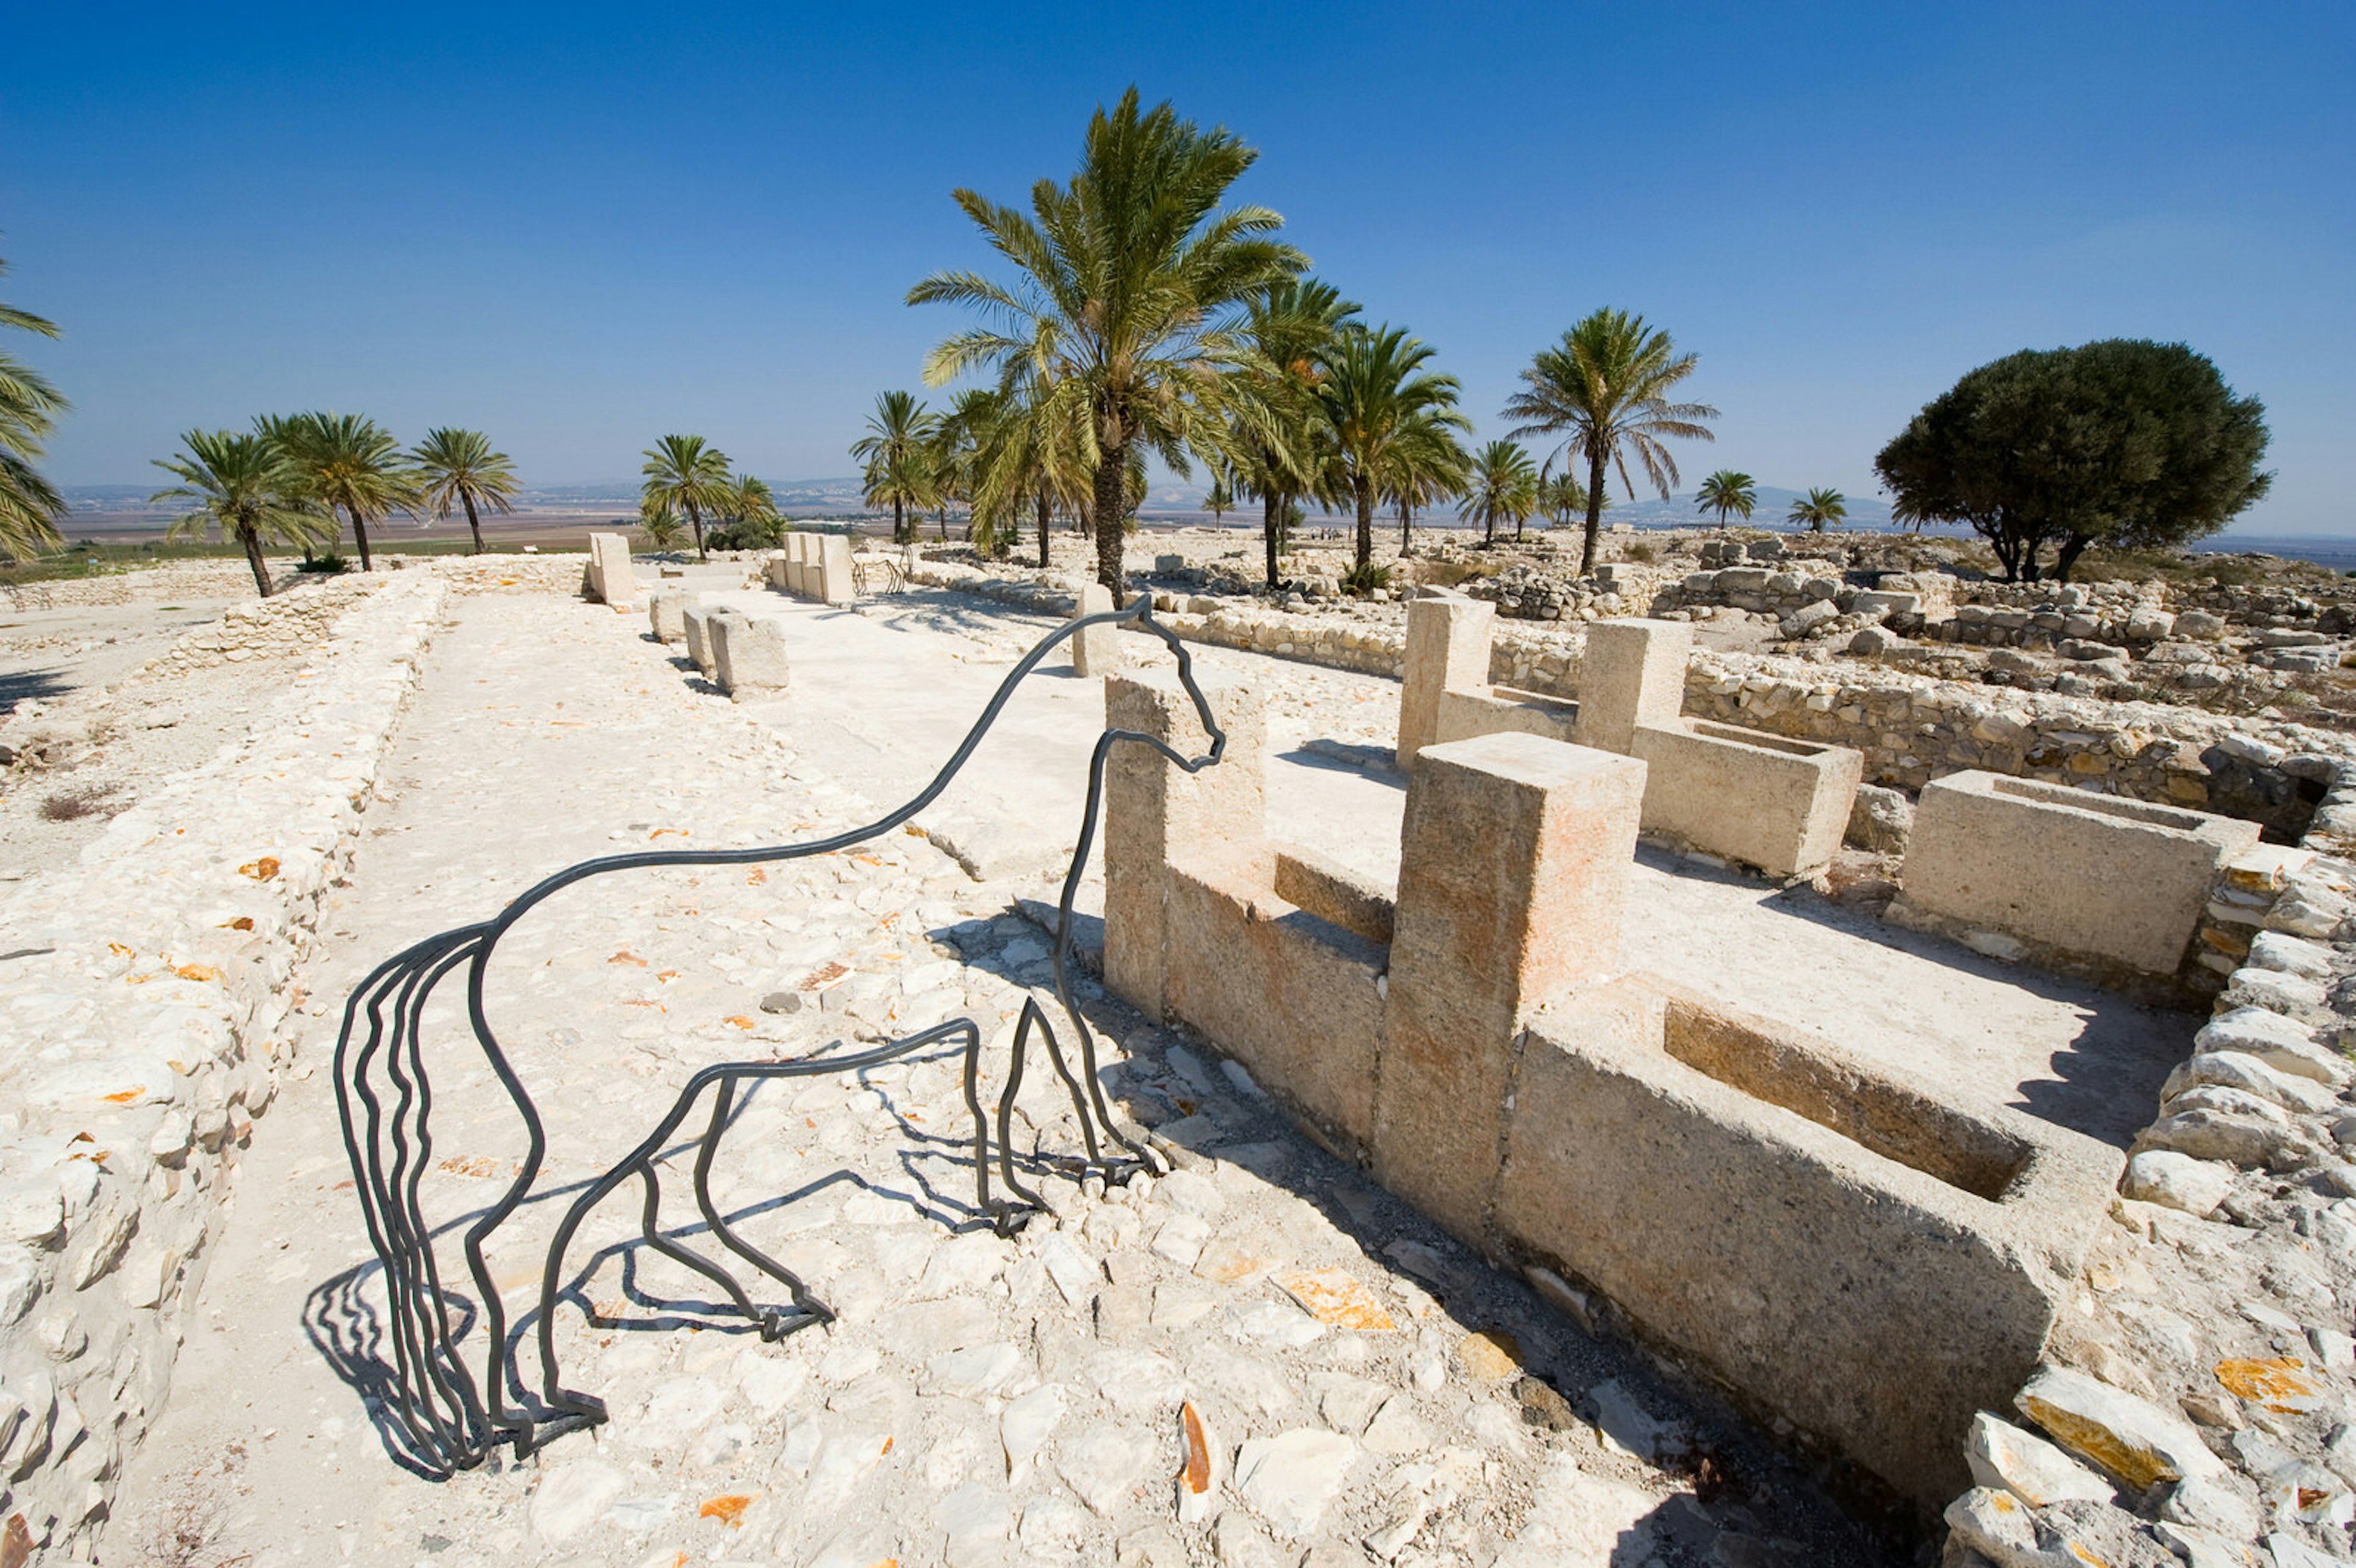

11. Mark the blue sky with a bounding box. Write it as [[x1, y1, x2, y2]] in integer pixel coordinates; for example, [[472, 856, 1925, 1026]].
[[6, 2, 2351, 529]]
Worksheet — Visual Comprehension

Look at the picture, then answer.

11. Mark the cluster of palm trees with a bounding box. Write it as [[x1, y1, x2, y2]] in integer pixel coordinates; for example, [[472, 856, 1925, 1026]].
[[637, 434, 779, 560], [153, 417, 520, 597], [894, 90, 1738, 594]]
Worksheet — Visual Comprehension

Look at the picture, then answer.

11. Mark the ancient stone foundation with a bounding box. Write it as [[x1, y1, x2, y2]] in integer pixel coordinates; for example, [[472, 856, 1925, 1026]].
[[1104, 669, 2120, 1504], [765, 532, 855, 606]]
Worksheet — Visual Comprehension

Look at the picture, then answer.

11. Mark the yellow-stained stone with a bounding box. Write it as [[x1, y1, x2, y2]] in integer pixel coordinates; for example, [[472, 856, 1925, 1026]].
[[1455, 1330, 1523, 1381], [1195, 1239, 1276, 1285], [2215, 1356, 2325, 1414], [1272, 1268, 1398, 1332]]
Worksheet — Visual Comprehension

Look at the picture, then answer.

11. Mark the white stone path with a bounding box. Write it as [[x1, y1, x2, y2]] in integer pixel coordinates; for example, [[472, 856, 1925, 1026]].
[[109, 590, 1895, 1567]]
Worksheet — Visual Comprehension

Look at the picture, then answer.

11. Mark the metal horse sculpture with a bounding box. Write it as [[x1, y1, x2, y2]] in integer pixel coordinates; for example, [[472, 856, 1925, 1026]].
[[333, 594, 1223, 1475]]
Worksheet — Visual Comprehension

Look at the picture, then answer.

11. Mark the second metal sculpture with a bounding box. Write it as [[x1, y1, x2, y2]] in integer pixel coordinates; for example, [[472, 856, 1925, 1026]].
[[333, 593, 1224, 1474]]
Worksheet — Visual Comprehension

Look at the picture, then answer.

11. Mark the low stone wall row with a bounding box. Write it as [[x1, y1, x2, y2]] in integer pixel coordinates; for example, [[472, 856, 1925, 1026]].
[[134, 577, 380, 675], [0, 575, 447, 1560]]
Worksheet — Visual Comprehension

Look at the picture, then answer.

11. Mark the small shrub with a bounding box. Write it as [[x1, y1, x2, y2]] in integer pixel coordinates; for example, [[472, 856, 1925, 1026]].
[[1622, 539, 1658, 564], [39, 786, 118, 822], [298, 553, 350, 575], [1341, 559, 1393, 598]]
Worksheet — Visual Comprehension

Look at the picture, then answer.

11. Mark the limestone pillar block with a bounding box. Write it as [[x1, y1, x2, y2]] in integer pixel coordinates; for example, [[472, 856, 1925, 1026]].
[[1073, 583, 1124, 677], [712, 613, 790, 699], [785, 534, 810, 597], [681, 603, 722, 677], [647, 590, 687, 644], [1572, 618, 1690, 756], [1396, 593, 1495, 766], [1102, 670, 1267, 1021], [587, 532, 637, 609], [1375, 731, 1646, 1245], [815, 535, 855, 605]]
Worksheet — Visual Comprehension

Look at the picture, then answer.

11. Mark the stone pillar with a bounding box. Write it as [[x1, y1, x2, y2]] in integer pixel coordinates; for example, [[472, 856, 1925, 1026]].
[[682, 602, 726, 677], [1396, 593, 1496, 766], [647, 590, 687, 644], [1572, 618, 1690, 756], [1073, 583, 1124, 677], [712, 613, 790, 698], [816, 535, 855, 605], [1375, 732, 1646, 1245], [1102, 670, 1267, 1023], [785, 534, 810, 598], [587, 532, 637, 609]]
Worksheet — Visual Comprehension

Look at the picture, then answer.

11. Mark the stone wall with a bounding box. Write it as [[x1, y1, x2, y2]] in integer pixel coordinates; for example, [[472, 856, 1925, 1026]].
[[0, 577, 446, 1559], [133, 577, 379, 675]]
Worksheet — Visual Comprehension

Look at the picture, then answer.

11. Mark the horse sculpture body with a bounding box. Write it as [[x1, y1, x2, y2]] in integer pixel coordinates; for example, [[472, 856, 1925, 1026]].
[[333, 594, 1223, 1474]]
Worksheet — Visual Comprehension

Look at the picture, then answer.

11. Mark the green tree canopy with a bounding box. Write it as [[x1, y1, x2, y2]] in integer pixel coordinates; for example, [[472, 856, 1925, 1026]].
[[0, 256, 67, 563], [1232, 277, 1358, 586], [641, 432, 733, 561], [1788, 486, 1847, 532], [1503, 309, 1717, 575], [909, 86, 1306, 594], [1461, 440, 1538, 545], [1314, 323, 1465, 574], [1874, 339, 2272, 582], [1696, 470, 1757, 528], [258, 411, 419, 572], [412, 427, 520, 555], [850, 390, 937, 545], [152, 429, 330, 598]]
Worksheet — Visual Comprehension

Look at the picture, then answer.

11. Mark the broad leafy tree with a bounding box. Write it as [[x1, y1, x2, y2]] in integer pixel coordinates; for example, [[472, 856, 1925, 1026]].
[[640, 433, 732, 561], [1876, 339, 2272, 582], [909, 87, 1306, 594], [259, 412, 418, 571], [1504, 309, 1718, 575], [152, 429, 329, 598], [1788, 486, 1846, 532], [412, 427, 520, 555], [1696, 470, 1757, 529], [850, 391, 936, 545], [0, 257, 66, 563], [1461, 441, 1538, 545], [1315, 324, 1463, 574]]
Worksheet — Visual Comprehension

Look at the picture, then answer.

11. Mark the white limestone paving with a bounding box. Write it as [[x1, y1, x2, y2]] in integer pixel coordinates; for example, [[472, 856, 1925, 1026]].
[[104, 585, 1895, 1566]]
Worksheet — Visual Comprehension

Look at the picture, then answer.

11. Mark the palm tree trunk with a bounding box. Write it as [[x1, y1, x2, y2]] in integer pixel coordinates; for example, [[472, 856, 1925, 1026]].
[[462, 491, 483, 554], [1093, 445, 1128, 596], [1263, 492, 1282, 588], [239, 524, 274, 598], [891, 499, 904, 548], [1580, 450, 1607, 576], [1036, 489, 1052, 569], [351, 507, 374, 572], [1398, 498, 1412, 556], [1354, 476, 1374, 573], [688, 501, 707, 561]]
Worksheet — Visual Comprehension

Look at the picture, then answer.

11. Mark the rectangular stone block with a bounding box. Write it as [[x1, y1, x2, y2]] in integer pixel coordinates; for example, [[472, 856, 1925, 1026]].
[[1073, 582, 1122, 677], [647, 590, 687, 644], [1396, 594, 1496, 765], [815, 534, 855, 605], [1375, 732, 1645, 1243], [1497, 975, 2119, 1504], [1572, 618, 1691, 756], [710, 613, 790, 698], [1434, 686, 1576, 753], [788, 533, 814, 597], [1895, 771, 2263, 974], [1102, 671, 1266, 1022], [1852, 590, 1920, 618], [1628, 720, 1862, 877], [682, 602, 720, 677], [585, 531, 637, 608]]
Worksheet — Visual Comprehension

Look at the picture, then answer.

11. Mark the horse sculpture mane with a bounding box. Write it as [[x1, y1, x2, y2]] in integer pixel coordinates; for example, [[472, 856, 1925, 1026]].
[[333, 593, 1224, 1474]]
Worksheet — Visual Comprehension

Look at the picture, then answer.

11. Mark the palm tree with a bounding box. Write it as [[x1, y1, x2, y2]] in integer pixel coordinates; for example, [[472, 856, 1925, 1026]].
[[259, 412, 418, 572], [1503, 308, 1719, 575], [640, 434, 732, 561], [1383, 411, 1472, 555], [411, 428, 520, 555], [152, 429, 328, 598], [1204, 476, 1234, 524], [637, 501, 688, 555], [908, 87, 1306, 595], [0, 256, 67, 563], [1315, 324, 1464, 573], [1696, 470, 1757, 529], [850, 391, 936, 545], [1461, 441, 1538, 545], [1537, 472, 1594, 534], [722, 473, 780, 547], [933, 389, 1005, 542], [1789, 487, 1847, 532], [1233, 278, 1357, 586]]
